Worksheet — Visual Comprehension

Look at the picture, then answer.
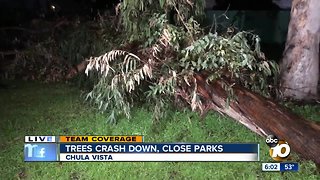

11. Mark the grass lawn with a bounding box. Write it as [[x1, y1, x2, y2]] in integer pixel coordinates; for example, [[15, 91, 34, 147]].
[[0, 81, 319, 179]]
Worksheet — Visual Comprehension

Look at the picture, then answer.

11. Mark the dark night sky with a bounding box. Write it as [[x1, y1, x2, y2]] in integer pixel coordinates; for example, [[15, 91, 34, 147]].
[[0, 0, 120, 26], [0, 0, 293, 32], [0, 0, 291, 27]]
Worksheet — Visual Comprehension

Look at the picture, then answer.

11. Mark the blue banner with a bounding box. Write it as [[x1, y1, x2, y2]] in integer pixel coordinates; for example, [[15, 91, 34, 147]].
[[59, 143, 258, 153], [280, 162, 299, 172]]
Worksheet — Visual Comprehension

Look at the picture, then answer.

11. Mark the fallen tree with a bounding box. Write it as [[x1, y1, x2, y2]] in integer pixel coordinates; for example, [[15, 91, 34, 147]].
[[67, 57, 320, 165], [65, 1, 320, 166], [190, 73, 320, 165], [68, 48, 320, 167]]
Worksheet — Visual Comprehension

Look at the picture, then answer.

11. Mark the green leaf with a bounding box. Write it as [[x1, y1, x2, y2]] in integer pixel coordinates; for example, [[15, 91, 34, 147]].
[[107, 111, 116, 124], [201, 61, 208, 69]]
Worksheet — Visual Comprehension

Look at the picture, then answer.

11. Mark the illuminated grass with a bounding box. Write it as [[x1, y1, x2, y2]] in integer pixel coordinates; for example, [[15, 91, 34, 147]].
[[0, 81, 319, 179]]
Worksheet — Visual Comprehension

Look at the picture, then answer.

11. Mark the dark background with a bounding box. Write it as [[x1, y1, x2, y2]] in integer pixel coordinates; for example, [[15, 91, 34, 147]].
[[0, 0, 290, 26], [0, 0, 290, 59]]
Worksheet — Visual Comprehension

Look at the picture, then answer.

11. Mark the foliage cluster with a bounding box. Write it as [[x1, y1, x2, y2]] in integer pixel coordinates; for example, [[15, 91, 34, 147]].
[[0, 35, 68, 82], [84, 0, 280, 123], [0, 16, 119, 86], [119, 0, 204, 41], [0, 0, 280, 123]]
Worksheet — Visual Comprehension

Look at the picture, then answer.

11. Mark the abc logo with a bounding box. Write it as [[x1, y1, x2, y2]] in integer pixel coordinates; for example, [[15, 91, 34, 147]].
[[266, 135, 290, 161]]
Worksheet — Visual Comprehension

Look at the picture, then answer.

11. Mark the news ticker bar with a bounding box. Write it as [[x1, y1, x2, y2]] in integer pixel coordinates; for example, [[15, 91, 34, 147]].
[[262, 163, 299, 172], [25, 136, 144, 143], [59, 143, 258, 153], [24, 140, 260, 162]]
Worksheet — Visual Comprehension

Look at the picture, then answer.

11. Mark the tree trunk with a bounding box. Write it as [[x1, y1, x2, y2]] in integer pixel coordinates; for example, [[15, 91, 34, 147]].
[[178, 73, 320, 165], [66, 60, 88, 79], [280, 0, 320, 101]]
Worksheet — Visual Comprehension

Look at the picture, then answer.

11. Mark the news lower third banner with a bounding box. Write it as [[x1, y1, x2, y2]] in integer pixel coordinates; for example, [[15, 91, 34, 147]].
[[24, 136, 259, 162]]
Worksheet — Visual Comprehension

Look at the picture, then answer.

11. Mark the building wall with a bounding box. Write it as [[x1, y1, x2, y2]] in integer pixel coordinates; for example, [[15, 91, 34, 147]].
[[205, 10, 290, 44]]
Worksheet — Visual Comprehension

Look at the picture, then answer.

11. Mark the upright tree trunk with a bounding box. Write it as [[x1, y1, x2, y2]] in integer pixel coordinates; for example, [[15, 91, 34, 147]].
[[280, 0, 320, 101]]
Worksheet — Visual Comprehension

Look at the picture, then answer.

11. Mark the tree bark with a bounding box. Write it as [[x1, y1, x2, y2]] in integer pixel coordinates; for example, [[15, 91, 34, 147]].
[[280, 0, 320, 101], [178, 73, 320, 165]]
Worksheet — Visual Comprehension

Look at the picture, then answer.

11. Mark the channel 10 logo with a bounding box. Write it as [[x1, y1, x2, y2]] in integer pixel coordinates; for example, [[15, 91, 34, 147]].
[[266, 135, 290, 161]]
